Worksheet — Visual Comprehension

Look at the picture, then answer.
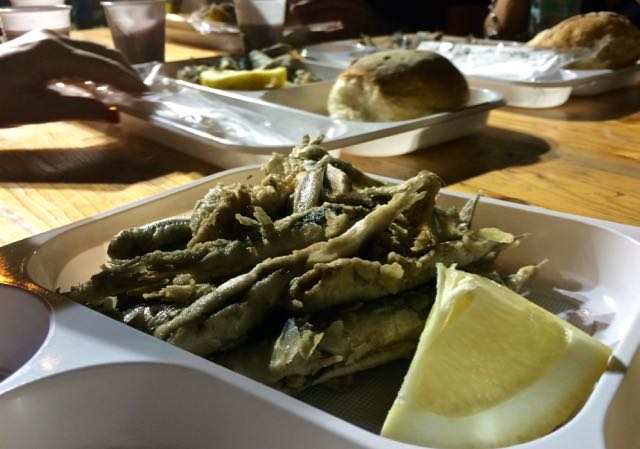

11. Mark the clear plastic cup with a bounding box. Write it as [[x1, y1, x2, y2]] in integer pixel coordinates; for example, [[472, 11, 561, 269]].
[[10, 0, 64, 6], [233, 0, 285, 50], [0, 5, 71, 40], [101, 0, 166, 64]]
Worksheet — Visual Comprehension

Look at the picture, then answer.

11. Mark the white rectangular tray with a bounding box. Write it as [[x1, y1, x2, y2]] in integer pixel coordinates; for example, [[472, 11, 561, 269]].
[[0, 165, 639, 449], [303, 38, 640, 108], [462, 63, 640, 108], [119, 77, 503, 168]]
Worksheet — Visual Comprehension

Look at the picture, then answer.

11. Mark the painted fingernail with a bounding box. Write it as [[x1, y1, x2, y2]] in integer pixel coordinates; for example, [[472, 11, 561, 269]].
[[105, 106, 120, 124]]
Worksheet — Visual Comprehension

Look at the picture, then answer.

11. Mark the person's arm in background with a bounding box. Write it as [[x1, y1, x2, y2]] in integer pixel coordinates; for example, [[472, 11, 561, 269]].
[[484, 0, 532, 40], [486, 0, 640, 40], [446, 0, 491, 37], [287, 0, 396, 42], [0, 30, 146, 128]]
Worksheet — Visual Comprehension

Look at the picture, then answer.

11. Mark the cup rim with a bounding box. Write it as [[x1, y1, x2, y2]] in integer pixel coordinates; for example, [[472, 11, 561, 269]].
[[100, 0, 165, 5], [0, 5, 71, 12]]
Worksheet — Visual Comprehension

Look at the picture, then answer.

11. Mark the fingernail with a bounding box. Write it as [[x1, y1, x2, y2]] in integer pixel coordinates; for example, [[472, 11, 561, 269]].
[[105, 106, 120, 124]]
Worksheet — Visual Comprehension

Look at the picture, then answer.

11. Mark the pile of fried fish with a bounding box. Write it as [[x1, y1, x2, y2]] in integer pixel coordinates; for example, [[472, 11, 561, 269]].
[[176, 43, 321, 87], [66, 137, 538, 394]]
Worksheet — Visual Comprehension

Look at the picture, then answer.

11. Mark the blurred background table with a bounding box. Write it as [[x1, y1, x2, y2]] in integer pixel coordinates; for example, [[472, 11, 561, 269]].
[[0, 28, 638, 246]]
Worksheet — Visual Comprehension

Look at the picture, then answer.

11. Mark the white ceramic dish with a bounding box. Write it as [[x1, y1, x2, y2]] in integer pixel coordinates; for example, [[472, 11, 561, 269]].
[[303, 38, 640, 108], [0, 165, 639, 449], [119, 77, 503, 168]]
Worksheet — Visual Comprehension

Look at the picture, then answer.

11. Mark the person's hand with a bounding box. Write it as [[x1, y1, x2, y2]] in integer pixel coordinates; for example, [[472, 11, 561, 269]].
[[287, 0, 395, 42], [0, 30, 147, 127]]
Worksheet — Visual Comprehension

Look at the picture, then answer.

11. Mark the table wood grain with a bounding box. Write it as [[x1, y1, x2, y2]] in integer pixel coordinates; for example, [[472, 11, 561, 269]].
[[0, 28, 638, 246]]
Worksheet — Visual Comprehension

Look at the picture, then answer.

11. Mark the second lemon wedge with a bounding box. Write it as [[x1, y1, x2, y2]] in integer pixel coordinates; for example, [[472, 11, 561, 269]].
[[199, 67, 287, 90], [381, 264, 612, 449]]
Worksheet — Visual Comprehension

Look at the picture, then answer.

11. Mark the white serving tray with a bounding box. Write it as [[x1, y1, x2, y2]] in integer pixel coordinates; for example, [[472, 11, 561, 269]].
[[119, 77, 503, 168], [303, 38, 640, 109], [0, 165, 639, 449]]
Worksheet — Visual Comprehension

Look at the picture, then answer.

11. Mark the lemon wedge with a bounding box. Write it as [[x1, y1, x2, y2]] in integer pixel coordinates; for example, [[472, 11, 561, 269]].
[[381, 264, 612, 449], [199, 67, 287, 90]]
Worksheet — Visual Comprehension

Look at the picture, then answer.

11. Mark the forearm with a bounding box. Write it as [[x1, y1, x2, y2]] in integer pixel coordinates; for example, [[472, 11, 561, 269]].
[[487, 0, 532, 39]]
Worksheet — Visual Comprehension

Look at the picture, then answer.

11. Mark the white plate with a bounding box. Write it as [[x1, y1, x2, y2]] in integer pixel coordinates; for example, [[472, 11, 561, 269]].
[[0, 165, 639, 449]]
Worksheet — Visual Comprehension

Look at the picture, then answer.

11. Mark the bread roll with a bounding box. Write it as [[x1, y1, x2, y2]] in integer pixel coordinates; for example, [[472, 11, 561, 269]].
[[527, 12, 640, 69], [327, 50, 469, 122]]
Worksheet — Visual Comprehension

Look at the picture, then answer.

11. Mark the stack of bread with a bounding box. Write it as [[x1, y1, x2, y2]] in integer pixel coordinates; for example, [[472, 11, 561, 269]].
[[327, 49, 469, 122], [527, 11, 640, 69]]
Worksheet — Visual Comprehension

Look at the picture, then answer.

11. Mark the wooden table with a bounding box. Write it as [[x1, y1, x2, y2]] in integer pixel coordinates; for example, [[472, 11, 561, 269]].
[[0, 28, 638, 246]]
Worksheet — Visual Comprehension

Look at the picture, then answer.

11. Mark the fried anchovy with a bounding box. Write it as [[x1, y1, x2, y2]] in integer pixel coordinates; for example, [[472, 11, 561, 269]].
[[292, 156, 329, 213], [216, 289, 433, 393], [432, 195, 480, 243], [279, 135, 386, 189], [167, 269, 291, 355], [123, 303, 183, 333], [107, 217, 192, 260], [188, 184, 254, 247], [402, 172, 441, 253], [189, 181, 294, 247], [67, 204, 367, 305], [153, 174, 428, 345], [141, 273, 216, 304], [293, 151, 413, 214], [287, 228, 516, 313]]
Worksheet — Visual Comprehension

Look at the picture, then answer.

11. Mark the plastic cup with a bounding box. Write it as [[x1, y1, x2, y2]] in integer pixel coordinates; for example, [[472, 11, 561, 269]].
[[101, 0, 166, 64], [10, 0, 64, 6], [0, 5, 70, 40], [233, 0, 285, 50]]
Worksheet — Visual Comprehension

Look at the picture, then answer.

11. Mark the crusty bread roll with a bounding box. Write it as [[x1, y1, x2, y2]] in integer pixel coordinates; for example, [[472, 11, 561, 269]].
[[327, 50, 469, 122], [527, 12, 640, 69]]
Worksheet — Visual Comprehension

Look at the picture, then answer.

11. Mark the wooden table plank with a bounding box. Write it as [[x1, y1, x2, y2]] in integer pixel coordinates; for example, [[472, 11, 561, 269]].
[[0, 122, 219, 245]]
